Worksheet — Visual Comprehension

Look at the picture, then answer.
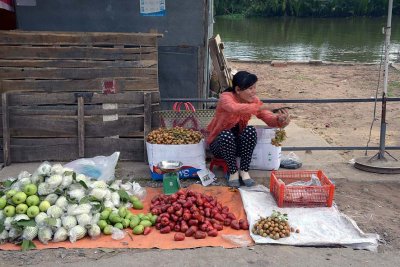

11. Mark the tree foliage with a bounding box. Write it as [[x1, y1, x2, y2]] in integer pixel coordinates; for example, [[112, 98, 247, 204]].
[[214, 0, 400, 17]]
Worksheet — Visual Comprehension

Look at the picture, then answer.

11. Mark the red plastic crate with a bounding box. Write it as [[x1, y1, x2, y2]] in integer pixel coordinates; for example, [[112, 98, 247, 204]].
[[269, 170, 335, 207]]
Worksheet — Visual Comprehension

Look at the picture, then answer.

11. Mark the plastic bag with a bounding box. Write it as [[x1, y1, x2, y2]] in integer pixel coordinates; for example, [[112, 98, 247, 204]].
[[280, 152, 302, 169], [287, 174, 321, 186], [221, 234, 253, 247], [111, 227, 126, 240], [130, 182, 147, 200], [64, 152, 120, 181]]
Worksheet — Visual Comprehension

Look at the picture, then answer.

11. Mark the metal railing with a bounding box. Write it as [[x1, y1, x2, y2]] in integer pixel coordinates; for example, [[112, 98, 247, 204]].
[[161, 97, 400, 151]]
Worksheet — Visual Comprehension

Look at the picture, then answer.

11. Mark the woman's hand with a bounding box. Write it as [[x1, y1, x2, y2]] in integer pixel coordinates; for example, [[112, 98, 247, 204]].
[[276, 109, 290, 127]]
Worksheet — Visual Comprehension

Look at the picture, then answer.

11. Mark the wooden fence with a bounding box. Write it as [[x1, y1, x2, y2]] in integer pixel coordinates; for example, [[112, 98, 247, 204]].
[[0, 30, 162, 164]]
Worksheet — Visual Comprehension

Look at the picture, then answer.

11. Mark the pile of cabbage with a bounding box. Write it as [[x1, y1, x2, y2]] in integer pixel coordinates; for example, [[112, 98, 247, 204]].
[[0, 161, 146, 249]]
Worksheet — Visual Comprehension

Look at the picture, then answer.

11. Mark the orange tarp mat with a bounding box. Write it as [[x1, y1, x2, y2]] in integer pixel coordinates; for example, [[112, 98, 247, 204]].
[[0, 185, 253, 250]]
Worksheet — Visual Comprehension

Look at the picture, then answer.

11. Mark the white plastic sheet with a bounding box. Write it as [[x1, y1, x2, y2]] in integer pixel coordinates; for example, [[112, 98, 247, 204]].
[[239, 185, 379, 251]]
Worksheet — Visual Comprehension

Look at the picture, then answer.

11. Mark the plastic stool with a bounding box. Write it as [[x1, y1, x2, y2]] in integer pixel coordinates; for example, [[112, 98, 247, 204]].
[[210, 158, 229, 175]]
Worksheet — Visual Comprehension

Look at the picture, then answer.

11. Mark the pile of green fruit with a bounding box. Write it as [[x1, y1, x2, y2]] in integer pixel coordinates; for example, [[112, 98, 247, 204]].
[[0, 183, 47, 219], [98, 206, 157, 236], [0, 162, 148, 250]]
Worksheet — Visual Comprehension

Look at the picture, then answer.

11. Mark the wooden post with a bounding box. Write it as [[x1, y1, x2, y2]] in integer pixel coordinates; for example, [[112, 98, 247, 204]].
[[2, 93, 10, 166], [77, 96, 85, 158], [143, 93, 152, 163]]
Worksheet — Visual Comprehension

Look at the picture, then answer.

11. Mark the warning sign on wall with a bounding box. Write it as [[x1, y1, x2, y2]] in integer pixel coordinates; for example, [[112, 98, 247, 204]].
[[140, 0, 165, 17]]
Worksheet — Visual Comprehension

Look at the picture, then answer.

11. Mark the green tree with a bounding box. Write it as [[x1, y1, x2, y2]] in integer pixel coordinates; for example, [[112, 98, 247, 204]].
[[214, 0, 397, 17]]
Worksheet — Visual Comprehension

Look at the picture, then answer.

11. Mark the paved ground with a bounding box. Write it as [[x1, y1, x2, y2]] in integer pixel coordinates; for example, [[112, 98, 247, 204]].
[[2, 121, 398, 184], [1, 122, 399, 267]]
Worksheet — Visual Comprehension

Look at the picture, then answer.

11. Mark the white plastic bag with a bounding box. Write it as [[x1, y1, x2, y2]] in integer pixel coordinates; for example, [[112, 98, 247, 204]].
[[64, 152, 120, 181], [146, 141, 207, 180], [280, 152, 302, 169], [111, 227, 126, 240], [250, 127, 281, 170], [287, 174, 321, 186]]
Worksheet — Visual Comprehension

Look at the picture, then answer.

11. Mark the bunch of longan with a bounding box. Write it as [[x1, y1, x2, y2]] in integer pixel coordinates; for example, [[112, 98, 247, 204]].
[[271, 128, 287, 147], [147, 127, 203, 145]]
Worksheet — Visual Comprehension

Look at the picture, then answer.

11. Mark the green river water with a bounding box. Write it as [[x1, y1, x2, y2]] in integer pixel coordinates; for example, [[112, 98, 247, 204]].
[[214, 16, 400, 63]]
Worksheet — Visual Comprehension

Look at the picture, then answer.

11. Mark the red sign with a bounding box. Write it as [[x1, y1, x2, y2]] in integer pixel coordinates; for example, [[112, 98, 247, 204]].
[[102, 80, 117, 94]]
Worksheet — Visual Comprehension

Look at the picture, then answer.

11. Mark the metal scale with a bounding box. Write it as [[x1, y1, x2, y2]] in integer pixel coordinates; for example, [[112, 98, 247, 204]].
[[157, 160, 182, 195]]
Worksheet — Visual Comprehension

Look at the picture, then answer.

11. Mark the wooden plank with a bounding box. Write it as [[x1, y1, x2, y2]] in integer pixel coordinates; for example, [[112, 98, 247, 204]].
[[0, 67, 158, 80], [2, 93, 10, 165], [143, 93, 152, 163], [8, 104, 161, 116], [85, 138, 144, 161], [0, 140, 4, 163], [78, 97, 85, 157], [0, 31, 161, 46], [209, 34, 232, 90], [9, 115, 144, 137], [0, 59, 158, 68], [8, 91, 160, 106], [10, 138, 78, 162], [152, 112, 161, 129], [1, 79, 159, 92], [0, 46, 157, 61], [9, 138, 144, 162]]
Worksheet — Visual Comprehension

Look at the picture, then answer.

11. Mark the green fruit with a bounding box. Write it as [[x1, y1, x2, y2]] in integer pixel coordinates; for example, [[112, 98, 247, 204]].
[[133, 225, 145, 235], [103, 225, 113, 235], [150, 215, 158, 225], [26, 195, 40, 207], [139, 220, 152, 227], [4, 205, 16, 217], [146, 213, 153, 218], [0, 197, 6, 210], [6, 189, 17, 199], [118, 207, 127, 218], [121, 218, 130, 228], [129, 216, 140, 228], [12, 192, 27, 205], [16, 203, 28, 214], [125, 212, 134, 220], [23, 183, 38, 196], [137, 213, 145, 219], [104, 207, 112, 213], [100, 210, 111, 220], [141, 215, 150, 221], [98, 220, 108, 230], [132, 200, 144, 210], [114, 223, 123, 230], [129, 196, 139, 203], [27, 205, 40, 218], [109, 212, 122, 224], [39, 200, 51, 212]]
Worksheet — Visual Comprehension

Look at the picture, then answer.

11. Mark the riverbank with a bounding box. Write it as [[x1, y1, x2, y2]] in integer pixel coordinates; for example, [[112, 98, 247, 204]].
[[228, 60, 400, 160]]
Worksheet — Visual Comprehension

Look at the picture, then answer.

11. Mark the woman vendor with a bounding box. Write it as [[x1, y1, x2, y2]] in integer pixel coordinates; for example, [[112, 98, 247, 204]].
[[207, 71, 290, 188]]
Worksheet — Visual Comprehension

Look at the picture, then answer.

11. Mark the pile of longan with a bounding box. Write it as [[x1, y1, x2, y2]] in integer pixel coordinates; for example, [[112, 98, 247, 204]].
[[147, 127, 203, 145], [252, 211, 299, 240]]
